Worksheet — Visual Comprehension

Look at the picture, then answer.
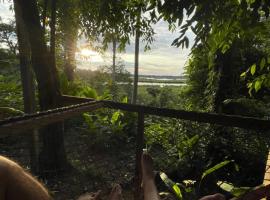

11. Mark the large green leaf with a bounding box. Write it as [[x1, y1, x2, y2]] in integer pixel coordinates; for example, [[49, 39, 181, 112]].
[[250, 64, 256, 76], [217, 181, 250, 197], [201, 160, 232, 180], [111, 111, 123, 124], [254, 80, 262, 92]]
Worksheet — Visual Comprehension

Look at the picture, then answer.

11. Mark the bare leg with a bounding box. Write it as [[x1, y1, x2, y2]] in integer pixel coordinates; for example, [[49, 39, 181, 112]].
[[0, 155, 51, 200], [108, 184, 123, 200], [141, 153, 160, 200]]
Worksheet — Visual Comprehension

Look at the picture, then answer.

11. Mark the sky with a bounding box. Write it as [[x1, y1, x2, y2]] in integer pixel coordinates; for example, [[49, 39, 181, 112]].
[[0, 2, 194, 76]]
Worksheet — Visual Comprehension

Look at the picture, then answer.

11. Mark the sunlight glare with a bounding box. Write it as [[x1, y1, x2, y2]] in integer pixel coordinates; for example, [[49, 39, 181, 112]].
[[80, 48, 98, 57], [77, 48, 104, 63]]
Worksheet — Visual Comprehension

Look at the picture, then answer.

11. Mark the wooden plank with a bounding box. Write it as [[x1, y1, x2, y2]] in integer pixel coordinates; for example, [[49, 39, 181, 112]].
[[59, 95, 95, 106], [102, 100, 270, 131], [134, 112, 144, 200], [264, 151, 270, 185], [264, 172, 270, 181], [0, 101, 103, 134]]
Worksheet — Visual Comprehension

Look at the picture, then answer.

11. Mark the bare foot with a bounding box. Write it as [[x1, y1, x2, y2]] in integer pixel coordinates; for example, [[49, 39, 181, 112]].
[[141, 152, 155, 181], [77, 190, 101, 200], [108, 184, 123, 200]]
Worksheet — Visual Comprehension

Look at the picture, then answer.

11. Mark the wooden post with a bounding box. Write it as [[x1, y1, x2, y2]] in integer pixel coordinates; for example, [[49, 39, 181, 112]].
[[134, 111, 144, 200]]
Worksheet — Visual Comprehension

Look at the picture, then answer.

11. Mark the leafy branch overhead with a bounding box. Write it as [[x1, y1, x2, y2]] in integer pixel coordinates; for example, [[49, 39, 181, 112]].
[[80, 0, 156, 52], [153, 0, 270, 50]]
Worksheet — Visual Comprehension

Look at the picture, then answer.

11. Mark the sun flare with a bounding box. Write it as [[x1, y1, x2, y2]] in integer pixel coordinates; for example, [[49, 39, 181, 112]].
[[80, 48, 99, 56], [77, 48, 104, 63]]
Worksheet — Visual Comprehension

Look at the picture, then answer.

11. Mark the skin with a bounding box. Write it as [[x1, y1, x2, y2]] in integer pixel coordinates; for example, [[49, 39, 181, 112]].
[[6, 154, 270, 200], [0, 156, 51, 200], [141, 153, 160, 200], [0, 155, 123, 200]]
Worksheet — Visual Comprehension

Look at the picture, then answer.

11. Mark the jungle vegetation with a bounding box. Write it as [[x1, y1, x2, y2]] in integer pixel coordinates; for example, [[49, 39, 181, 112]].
[[1, 0, 270, 199]]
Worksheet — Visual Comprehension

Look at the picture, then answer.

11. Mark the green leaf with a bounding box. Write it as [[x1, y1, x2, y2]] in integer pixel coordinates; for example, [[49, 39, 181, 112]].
[[217, 181, 250, 197], [122, 96, 128, 103], [221, 44, 230, 54], [240, 72, 246, 77], [250, 64, 256, 75], [160, 172, 183, 200], [111, 111, 122, 124], [217, 181, 234, 192], [246, 0, 256, 4], [254, 80, 262, 92], [201, 160, 232, 180], [260, 58, 266, 71], [183, 135, 200, 149], [172, 184, 182, 200]]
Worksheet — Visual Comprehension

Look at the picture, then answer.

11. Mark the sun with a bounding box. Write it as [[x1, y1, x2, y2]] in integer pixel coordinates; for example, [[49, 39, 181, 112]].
[[77, 48, 104, 63], [80, 48, 99, 57]]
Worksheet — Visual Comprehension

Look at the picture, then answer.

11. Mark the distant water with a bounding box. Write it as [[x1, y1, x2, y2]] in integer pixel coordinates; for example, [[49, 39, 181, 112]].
[[141, 77, 184, 81], [117, 82, 186, 87]]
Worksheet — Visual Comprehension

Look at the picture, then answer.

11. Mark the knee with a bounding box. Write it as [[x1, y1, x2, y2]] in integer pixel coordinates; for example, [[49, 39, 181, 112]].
[[0, 156, 22, 183]]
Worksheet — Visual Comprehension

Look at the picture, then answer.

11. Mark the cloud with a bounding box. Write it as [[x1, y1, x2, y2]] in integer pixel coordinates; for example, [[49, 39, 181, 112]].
[[103, 20, 194, 76], [0, 2, 13, 22]]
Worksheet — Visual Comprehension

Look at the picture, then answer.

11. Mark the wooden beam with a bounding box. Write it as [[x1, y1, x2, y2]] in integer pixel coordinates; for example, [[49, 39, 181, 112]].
[[102, 101, 270, 131], [0, 101, 103, 134], [1, 97, 270, 134], [59, 95, 95, 106]]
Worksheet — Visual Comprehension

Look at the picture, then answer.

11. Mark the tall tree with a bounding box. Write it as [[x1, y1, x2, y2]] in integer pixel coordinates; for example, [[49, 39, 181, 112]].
[[0, 20, 18, 54], [132, 27, 140, 104], [13, 2, 39, 172], [13, 0, 67, 174], [50, 0, 57, 69]]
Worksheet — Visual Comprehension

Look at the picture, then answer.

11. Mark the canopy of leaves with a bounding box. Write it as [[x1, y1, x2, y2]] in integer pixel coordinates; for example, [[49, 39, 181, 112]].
[[80, 0, 155, 51]]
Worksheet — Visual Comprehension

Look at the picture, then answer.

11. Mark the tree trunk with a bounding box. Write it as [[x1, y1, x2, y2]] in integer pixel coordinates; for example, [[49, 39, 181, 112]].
[[13, 0, 39, 173], [132, 29, 140, 104], [213, 50, 234, 113], [13, 0, 67, 174], [42, 0, 48, 34], [50, 0, 56, 69], [112, 38, 116, 82]]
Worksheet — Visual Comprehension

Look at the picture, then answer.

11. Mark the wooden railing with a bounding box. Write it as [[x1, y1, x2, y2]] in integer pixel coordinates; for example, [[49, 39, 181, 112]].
[[1, 95, 270, 200]]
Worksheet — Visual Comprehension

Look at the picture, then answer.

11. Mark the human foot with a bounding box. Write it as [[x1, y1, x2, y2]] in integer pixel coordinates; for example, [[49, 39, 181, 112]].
[[77, 190, 101, 200], [108, 184, 123, 200], [141, 152, 155, 182]]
